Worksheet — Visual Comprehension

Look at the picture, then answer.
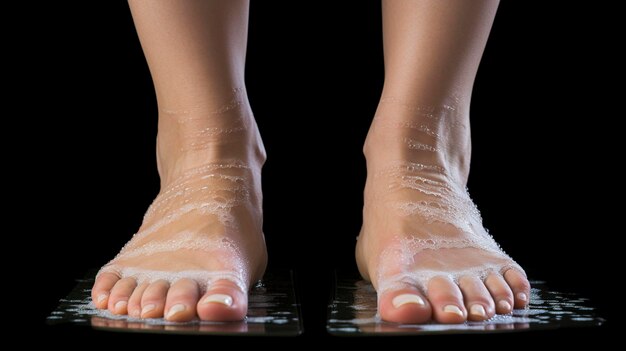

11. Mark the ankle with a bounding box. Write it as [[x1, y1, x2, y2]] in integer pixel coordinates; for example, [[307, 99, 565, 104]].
[[155, 99, 265, 184], [363, 96, 472, 185]]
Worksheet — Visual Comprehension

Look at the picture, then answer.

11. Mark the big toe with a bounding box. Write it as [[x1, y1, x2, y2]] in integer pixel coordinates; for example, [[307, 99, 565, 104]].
[[378, 287, 432, 323], [197, 280, 247, 321]]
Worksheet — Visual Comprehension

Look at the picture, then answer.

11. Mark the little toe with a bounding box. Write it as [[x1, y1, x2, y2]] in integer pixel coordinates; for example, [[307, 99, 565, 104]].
[[127, 283, 149, 318], [197, 279, 246, 321], [92, 272, 120, 309], [378, 287, 431, 324], [108, 277, 137, 315], [164, 279, 199, 322], [458, 276, 495, 321], [504, 269, 531, 308], [140, 280, 169, 318], [484, 273, 514, 314], [427, 276, 467, 324]]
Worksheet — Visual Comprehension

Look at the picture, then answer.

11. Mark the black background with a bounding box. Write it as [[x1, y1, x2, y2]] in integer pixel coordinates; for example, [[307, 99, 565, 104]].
[[26, 0, 616, 343]]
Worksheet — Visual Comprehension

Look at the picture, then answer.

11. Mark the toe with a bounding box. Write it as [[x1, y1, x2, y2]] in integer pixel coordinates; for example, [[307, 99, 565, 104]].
[[484, 273, 514, 314], [92, 272, 120, 309], [127, 283, 149, 318], [108, 277, 137, 315], [458, 276, 495, 321], [164, 279, 199, 322], [378, 287, 431, 324], [140, 280, 169, 318], [197, 280, 246, 321], [504, 269, 531, 308], [427, 276, 467, 323]]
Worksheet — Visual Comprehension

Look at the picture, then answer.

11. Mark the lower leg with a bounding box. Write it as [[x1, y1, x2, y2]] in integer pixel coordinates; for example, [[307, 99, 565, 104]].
[[91, 0, 266, 322], [356, 0, 530, 324]]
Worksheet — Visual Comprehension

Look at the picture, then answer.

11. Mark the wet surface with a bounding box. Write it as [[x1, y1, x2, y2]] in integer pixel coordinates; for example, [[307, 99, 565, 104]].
[[327, 275, 604, 335], [47, 271, 302, 336]]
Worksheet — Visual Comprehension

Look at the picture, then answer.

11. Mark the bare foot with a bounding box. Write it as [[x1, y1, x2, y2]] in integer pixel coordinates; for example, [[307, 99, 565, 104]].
[[356, 97, 530, 324], [92, 91, 267, 322]]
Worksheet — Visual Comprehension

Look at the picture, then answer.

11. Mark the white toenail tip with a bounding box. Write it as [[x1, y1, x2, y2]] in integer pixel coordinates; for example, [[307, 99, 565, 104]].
[[392, 294, 425, 308], [96, 294, 108, 304], [114, 300, 127, 312], [517, 292, 528, 302], [141, 304, 156, 316], [498, 300, 512, 312], [202, 294, 233, 307], [470, 304, 486, 318], [443, 305, 464, 317], [166, 304, 186, 319]]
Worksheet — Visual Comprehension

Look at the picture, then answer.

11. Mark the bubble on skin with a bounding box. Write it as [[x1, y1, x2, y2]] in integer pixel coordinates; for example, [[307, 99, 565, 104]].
[[404, 137, 439, 152]]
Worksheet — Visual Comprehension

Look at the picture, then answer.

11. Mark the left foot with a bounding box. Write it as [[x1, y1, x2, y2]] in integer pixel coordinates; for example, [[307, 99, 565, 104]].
[[356, 96, 530, 324]]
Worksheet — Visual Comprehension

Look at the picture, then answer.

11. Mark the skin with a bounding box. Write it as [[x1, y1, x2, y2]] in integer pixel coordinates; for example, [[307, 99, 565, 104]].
[[92, 0, 530, 323]]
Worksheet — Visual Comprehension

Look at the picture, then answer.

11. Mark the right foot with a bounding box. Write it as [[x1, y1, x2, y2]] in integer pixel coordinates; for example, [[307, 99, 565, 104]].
[[92, 89, 267, 322]]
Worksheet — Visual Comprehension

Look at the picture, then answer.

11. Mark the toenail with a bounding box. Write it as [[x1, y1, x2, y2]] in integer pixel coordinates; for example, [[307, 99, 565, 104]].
[[498, 300, 512, 312], [517, 292, 528, 302], [97, 294, 108, 304], [469, 304, 486, 318], [141, 304, 156, 316], [202, 294, 233, 307], [166, 304, 186, 319], [443, 305, 464, 317], [114, 300, 127, 312], [392, 294, 425, 308], [96, 294, 108, 304]]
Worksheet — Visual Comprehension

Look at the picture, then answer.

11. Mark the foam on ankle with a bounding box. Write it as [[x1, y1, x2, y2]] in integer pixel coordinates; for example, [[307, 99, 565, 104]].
[[161, 88, 252, 152], [161, 88, 245, 121]]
